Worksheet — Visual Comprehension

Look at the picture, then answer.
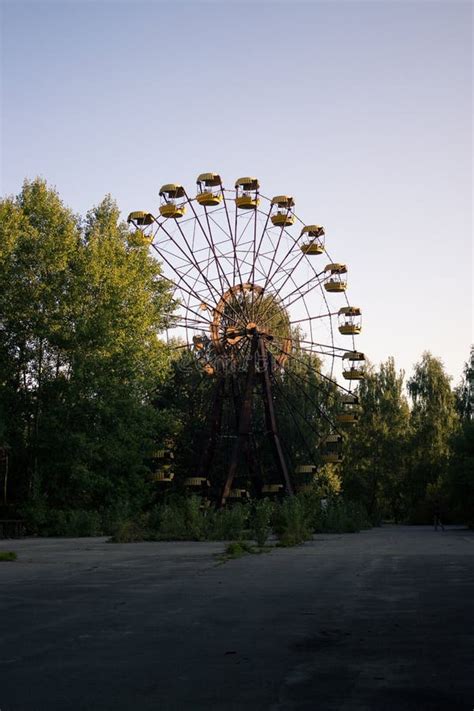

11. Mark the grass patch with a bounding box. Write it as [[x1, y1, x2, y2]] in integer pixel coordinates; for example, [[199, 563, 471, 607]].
[[218, 540, 273, 563], [0, 551, 17, 561]]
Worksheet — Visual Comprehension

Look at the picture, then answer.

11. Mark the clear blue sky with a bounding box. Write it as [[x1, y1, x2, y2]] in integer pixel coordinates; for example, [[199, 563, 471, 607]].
[[1, 0, 472, 383]]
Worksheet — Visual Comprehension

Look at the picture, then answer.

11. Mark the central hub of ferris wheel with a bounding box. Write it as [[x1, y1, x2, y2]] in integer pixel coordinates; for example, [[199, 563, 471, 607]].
[[127, 173, 365, 505]]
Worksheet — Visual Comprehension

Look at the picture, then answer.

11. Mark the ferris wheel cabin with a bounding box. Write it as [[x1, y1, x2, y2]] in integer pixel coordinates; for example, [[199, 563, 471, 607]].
[[338, 306, 362, 335], [127, 211, 154, 226], [184, 477, 211, 494], [294, 464, 317, 491], [270, 195, 296, 227], [262, 484, 284, 496], [324, 263, 348, 292], [235, 177, 260, 210], [150, 449, 175, 484], [196, 173, 223, 207], [337, 394, 361, 425], [299, 225, 325, 255], [322, 434, 343, 463], [342, 351, 366, 380], [126, 212, 154, 246], [159, 184, 187, 219]]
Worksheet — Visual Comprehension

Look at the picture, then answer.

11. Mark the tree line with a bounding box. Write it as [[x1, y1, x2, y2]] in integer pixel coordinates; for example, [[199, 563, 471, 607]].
[[0, 180, 472, 533]]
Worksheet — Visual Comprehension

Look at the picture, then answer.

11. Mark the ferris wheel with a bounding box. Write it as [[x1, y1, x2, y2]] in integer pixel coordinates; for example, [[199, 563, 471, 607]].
[[128, 174, 365, 505]]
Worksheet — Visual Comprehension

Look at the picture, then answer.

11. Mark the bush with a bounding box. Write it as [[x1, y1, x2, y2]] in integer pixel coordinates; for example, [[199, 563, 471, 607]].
[[223, 541, 255, 558], [22, 505, 102, 537], [206, 504, 249, 541], [250, 499, 274, 546], [109, 515, 150, 543], [0, 551, 17, 561], [147, 497, 207, 541], [273, 496, 312, 546]]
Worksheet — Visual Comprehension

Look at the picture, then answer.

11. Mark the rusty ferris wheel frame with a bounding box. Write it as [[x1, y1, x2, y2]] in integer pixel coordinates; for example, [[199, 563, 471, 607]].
[[128, 174, 365, 506]]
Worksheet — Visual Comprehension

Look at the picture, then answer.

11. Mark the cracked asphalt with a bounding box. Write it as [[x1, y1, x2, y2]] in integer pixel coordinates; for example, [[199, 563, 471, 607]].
[[1, 525, 473, 710]]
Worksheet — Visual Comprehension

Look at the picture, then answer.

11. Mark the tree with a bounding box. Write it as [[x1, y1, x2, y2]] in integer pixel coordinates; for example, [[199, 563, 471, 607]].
[[342, 357, 411, 520], [406, 352, 459, 521], [446, 348, 474, 526], [0, 179, 175, 514]]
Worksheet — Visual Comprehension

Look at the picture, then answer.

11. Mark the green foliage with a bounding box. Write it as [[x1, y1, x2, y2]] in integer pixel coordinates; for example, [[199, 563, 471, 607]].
[[206, 504, 249, 541], [222, 541, 256, 559], [273, 495, 312, 546], [446, 422, 474, 527], [108, 516, 150, 543], [0, 551, 17, 561], [250, 499, 274, 546], [406, 352, 460, 521], [23, 504, 102, 536], [150, 497, 208, 541], [0, 179, 175, 515], [342, 357, 411, 520]]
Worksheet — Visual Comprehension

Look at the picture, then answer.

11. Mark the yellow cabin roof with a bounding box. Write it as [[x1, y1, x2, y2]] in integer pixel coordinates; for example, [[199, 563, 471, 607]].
[[235, 176, 259, 189], [324, 263, 347, 274], [197, 172, 222, 186], [300, 225, 325, 236], [342, 351, 365, 361], [159, 183, 185, 197], [338, 306, 361, 316], [127, 211, 153, 223], [271, 195, 295, 207], [325, 434, 342, 443]]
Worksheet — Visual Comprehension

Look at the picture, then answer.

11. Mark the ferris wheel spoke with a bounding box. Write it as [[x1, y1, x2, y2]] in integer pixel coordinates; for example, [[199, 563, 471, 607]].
[[153, 215, 231, 313], [158, 269, 240, 328], [279, 362, 342, 436], [183, 191, 235, 296], [271, 373, 324, 454], [273, 343, 354, 398], [257, 218, 293, 298], [254, 268, 326, 334], [174, 317, 212, 330], [222, 188, 245, 291], [131, 174, 362, 499]]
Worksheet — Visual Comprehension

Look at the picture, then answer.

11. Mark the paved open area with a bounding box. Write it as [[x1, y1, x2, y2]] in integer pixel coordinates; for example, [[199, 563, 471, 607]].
[[1, 525, 473, 710]]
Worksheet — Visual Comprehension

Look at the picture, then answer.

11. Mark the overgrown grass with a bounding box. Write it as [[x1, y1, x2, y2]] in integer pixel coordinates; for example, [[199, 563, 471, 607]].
[[273, 496, 313, 546], [22, 492, 371, 544], [22, 506, 102, 537], [250, 499, 274, 546], [0, 551, 17, 561]]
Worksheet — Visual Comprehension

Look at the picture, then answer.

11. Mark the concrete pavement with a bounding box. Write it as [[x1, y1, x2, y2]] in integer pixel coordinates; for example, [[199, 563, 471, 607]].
[[1, 525, 473, 710]]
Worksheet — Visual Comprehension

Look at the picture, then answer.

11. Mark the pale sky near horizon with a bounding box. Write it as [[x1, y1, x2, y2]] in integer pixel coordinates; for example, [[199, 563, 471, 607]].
[[1, 0, 472, 384]]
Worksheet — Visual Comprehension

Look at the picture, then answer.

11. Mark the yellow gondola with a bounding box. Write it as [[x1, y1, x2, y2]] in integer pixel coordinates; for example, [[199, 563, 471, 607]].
[[299, 225, 325, 255], [322, 434, 343, 463], [324, 263, 347, 292], [227, 488, 250, 500], [196, 173, 223, 206], [262, 484, 284, 494], [337, 394, 361, 425], [127, 211, 154, 226], [235, 177, 260, 210], [338, 306, 362, 335], [184, 477, 210, 488], [151, 471, 175, 483], [270, 195, 295, 227], [159, 184, 187, 219], [342, 351, 366, 380], [295, 465, 316, 474]]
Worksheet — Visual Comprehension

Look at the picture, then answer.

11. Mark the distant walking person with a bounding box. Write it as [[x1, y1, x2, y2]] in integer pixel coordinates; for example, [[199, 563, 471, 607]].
[[433, 500, 445, 531]]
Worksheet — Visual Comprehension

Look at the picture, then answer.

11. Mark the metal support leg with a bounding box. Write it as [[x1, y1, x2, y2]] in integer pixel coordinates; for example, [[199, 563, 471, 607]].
[[258, 338, 294, 496]]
